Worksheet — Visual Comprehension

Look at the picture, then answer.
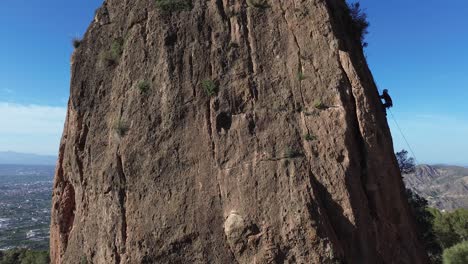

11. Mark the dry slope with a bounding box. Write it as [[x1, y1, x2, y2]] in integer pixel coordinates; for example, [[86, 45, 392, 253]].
[[50, 0, 428, 263], [405, 164, 468, 211]]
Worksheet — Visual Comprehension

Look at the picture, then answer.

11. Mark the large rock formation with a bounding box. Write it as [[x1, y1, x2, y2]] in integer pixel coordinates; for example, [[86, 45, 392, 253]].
[[50, 0, 429, 263]]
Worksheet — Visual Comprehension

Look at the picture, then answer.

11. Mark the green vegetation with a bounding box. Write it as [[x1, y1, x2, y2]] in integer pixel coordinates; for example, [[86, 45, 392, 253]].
[[100, 38, 124, 66], [314, 100, 327, 110], [406, 190, 468, 263], [406, 189, 442, 262], [430, 208, 468, 249], [80, 256, 88, 264], [396, 149, 416, 174], [247, 0, 269, 9], [137, 80, 151, 93], [114, 119, 129, 137], [346, 2, 369, 48], [304, 134, 316, 141], [155, 0, 192, 12], [399, 150, 468, 263], [297, 71, 306, 81], [443, 241, 468, 264], [0, 248, 49, 264], [72, 38, 82, 49], [202, 80, 218, 97], [285, 148, 302, 158]]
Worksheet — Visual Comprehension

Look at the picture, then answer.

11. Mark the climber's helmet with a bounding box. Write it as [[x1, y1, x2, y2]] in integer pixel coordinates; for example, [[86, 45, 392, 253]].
[[383, 89, 388, 93]]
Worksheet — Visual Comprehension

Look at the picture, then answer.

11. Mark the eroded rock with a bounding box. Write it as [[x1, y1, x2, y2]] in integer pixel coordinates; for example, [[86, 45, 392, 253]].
[[51, 0, 429, 263]]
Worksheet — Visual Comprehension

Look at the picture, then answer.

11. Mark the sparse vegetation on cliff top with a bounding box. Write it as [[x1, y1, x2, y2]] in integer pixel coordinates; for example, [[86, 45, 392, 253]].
[[346, 2, 369, 47]]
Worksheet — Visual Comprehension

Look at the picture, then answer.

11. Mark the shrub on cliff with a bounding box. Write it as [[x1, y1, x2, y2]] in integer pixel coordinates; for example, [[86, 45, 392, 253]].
[[396, 149, 416, 174], [100, 38, 124, 66], [155, 0, 192, 12], [202, 80, 218, 97], [114, 119, 129, 137], [304, 134, 316, 141], [137, 80, 151, 94], [346, 2, 369, 47], [72, 37, 82, 49], [285, 148, 303, 158]]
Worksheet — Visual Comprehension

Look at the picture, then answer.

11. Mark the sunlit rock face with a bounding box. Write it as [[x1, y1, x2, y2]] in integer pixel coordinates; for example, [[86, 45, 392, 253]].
[[50, 0, 428, 263]]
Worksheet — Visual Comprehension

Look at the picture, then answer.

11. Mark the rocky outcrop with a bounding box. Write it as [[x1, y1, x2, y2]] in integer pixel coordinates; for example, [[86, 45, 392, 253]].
[[50, 0, 428, 263]]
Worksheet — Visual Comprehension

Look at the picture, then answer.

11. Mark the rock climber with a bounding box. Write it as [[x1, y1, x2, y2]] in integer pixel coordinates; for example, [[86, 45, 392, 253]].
[[380, 89, 393, 114]]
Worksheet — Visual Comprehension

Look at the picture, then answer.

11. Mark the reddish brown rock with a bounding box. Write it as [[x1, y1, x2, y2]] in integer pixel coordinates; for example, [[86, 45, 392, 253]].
[[50, 0, 429, 263]]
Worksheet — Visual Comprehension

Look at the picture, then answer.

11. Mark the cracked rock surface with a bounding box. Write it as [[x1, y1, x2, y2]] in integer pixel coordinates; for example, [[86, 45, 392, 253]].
[[50, 0, 428, 263]]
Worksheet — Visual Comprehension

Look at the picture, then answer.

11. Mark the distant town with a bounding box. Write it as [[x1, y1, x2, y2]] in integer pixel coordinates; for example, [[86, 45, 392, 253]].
[[0, 164, 54, 250]]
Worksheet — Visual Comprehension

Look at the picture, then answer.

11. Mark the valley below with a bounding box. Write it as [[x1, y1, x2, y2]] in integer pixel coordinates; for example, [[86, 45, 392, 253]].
[[0, 165, 54, 250], [404, 164, 468, 210]]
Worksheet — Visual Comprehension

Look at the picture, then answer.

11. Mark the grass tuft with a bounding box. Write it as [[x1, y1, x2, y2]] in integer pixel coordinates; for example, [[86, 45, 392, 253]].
[[285, 148, 303, 158], [297, 71, 306, 81], [202, 80, 218, 97], [314, 100, 327, 110], [114, 119, 129, 137], [304, 134, 316, 141], [136, 80, 150, 93], [100, 38, 124, 66]]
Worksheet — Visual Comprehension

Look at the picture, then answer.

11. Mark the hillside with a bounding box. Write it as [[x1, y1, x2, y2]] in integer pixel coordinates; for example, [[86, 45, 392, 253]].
[[50, 0, 428, 263], [404, 164, 468, 211]]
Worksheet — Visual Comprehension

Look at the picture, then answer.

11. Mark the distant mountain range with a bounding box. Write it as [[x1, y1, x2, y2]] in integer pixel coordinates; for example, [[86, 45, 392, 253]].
[[404, 164, 468, 211], [0, 151, 57, 165]]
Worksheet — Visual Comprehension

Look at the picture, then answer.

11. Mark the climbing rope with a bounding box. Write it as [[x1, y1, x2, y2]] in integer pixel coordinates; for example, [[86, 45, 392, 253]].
[[388, 108, 419, 165]]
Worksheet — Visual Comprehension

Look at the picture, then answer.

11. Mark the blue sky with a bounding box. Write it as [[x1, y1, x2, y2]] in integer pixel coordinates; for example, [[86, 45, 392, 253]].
[[360, 0, 468, 165], [0, 0, 102, 155], [0, 1, 467, 165]]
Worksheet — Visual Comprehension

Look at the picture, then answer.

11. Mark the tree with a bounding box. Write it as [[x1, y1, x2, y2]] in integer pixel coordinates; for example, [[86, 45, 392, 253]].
[[406, 189, 442, 263], [0, 249, 49, 264], [347, 2, 369, 47], [396, 150, 441, 261], [443, 241, 468, 264], [396, 149, 415, 174], [430, 208, 468, 249]]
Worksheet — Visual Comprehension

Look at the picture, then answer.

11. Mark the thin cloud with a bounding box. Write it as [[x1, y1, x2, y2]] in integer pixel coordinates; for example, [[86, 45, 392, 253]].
[[0, 102, 66, 134], [0, 102, 67, 155], [1, 88, 14, 94]]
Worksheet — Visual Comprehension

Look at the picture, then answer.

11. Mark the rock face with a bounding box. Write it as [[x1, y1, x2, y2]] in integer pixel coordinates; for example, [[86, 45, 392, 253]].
[[50, 0, 428, 263], [405, 164, 468, 211]]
